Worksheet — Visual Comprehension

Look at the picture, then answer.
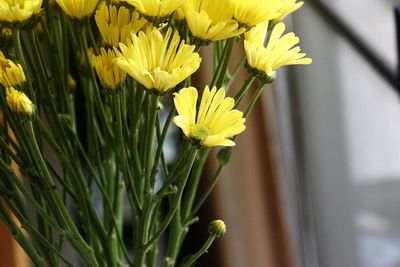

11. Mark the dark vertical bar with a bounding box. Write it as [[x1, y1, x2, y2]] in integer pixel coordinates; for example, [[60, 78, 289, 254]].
[[395, 5, 400, 92], [309, 0, 398, 89]]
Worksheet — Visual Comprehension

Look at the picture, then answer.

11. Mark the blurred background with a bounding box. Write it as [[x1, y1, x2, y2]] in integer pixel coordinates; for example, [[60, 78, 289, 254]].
[[201, 0, 400, 266], [2, 0, 400, 266]]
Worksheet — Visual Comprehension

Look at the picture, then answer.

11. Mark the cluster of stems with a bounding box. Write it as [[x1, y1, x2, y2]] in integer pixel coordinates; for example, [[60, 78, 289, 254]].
[[0, 10, 269, 267]]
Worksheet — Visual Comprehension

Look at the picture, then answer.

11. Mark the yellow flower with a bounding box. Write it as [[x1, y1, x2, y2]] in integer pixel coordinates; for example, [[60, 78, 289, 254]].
[[120, 0, 184, 23], [115, 28, 201, 94], [244, 22, 312, 80], [229, 0, 281, 28], [173, 86, 245, 147], [173, 7, 185, 21], [95, 3, 147, 47], [90, 47, 126, 90], [54, 0, 99, 19], [275, 0, 303, 21], [182, 0, 244, 43], [6, 87, 35, 115], [0, 51, 26, 88], [0, 0, 42, 24]]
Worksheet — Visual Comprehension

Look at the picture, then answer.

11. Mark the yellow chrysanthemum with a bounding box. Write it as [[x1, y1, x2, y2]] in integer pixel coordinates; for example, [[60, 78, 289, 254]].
[[115, 28, 201, 94], [120, 0, 184, 23], [244, 22, 312, 79], [0, 0, 42, 23], [229, 0, 281, 28], [6, 87, 35, 115], [90, 47, 126, 90], [182, 0, 244, 43], [173, 86, 245, 147], [54, 0, 99, 19], [173, 7, 185, 21], [275, 0, 303, 21], [95, 3, 147, 47], [0, 51, 26, 88]]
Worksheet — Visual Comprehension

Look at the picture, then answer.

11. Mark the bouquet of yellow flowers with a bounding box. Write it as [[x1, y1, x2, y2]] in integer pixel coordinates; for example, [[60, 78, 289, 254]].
[[0, 0, 311, 266]]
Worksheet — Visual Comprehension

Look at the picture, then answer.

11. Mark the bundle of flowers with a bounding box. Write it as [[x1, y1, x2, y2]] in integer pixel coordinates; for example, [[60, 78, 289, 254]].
[[0, 0, 311, 266]]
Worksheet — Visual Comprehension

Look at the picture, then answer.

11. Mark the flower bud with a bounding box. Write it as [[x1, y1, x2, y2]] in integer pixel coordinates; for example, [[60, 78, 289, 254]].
[[208, 219, 227, 238], [6, 87, 35, 116], [67, 74, 76, 91]]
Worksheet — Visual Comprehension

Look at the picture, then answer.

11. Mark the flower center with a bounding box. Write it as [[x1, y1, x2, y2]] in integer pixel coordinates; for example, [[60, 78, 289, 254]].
[[190, 124, 211, 143]]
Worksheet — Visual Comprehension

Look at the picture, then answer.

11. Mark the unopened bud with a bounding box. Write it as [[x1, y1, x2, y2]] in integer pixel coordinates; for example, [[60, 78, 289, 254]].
[[67, 74, 76, 91], [208, 219, 227, 238]]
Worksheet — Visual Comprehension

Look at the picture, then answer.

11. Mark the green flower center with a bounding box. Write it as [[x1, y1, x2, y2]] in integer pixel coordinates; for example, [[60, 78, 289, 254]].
[[190, 124, 211, 143]]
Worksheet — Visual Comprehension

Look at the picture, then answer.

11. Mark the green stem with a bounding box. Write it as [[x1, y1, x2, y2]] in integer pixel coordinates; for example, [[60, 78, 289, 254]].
[[180, 236, 216, 267], [210, 38, 236, 88], [142, 147, 198, 251], [181, 148, 209, 221], [244, 82, 267, 117], [187, 164, 224, 221], [0, 201, 48, 267], [234, 74, 256, 107], [145, 94, 159, 191], [12, 29, 35, 101], [25, 121, 99, 267], [150, 107, 175, 186]]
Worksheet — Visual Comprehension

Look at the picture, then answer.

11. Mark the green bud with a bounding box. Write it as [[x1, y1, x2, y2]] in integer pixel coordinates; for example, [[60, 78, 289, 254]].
[[208, 219, 227, 238]]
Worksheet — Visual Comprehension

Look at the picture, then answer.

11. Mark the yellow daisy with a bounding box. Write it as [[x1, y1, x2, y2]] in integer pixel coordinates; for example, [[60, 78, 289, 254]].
[[244, 22, 312, 80], [173, 86, 245, 147], [54, 0, 99, 19], [6, 86, 35, 115], [275, 0, 303, 21], [119, 0, 184, 24], [115, 28, 201, 94], [182, 0, 244, 43], [229, 0, 282, 28], [0, 0, 42, 24], [0, 51, 26, 88], [90, 47, 126, 90], [95, 3, 147, 47]]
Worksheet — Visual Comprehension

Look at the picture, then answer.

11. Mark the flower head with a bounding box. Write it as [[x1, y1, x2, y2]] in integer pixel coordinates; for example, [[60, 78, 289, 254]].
[[0, 0, 42, 25], [95, 3, 147, 47], [275, 0, 303, 22], [6, 87, 35, 115], [208, 219, 227, 238], [91, 47, 126, 91], [115, 28, 201, 94], [173, 86, 245, 147], [229, 0, 281, 28], [54, 0, 99, 19], [0, 51, 26, 88], [182, 0, 244, 43], [244, 22, 312, 81], [120, 0, 184, 24]]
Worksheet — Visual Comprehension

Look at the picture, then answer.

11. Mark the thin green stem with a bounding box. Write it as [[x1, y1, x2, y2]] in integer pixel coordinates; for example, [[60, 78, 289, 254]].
[[187, 164, 224, 221], [12, 29, 35, 101], [150, 107, 175, 186], [234, 74, 256, 107], [244, 82, 268, 117], [180, 236, 216, 267], [25, 121, 99, 267], [143, 147, 198, 250]]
